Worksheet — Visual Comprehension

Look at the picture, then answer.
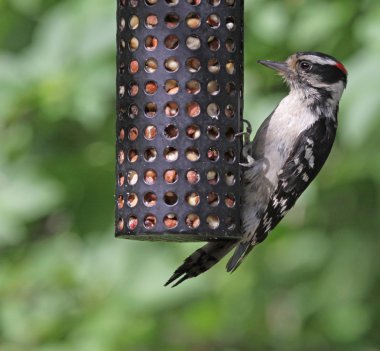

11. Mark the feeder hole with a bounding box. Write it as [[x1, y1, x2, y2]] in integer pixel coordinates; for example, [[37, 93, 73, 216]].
[[164, 35, 179, 50], [164, 147, 179, 162], [117, 195, 124, 209], [145, 58, 158, 73], [207, 192, 219, 206], [127, 170, 138, 185], [165, 13, 180, 29], [117, 218, 124, 231], [128, 81, 139, 96], [207, 147, 219, 162], [143, 147, 157, 162], [186, 58, 201, 72], [186, 213, 200, 229], [208, 58, 220, 73], [208, 0, 220, 6], [118, 173, 125, 187], [144, 125, 157, 140], [225, 193, 236, 208], [186, 13, 201, 29], [144, 169, 157, 185], [186, 124, 201, 140], [144, 214, 157, 229], [128, 37, 139, 51], [164, 124, 179, 140], [207, 80, 220, 96], [187, 0, 201, 6], [225, 148, 236, 163], [143, 192, 157, 207], [226, 16, 236, 31], [164, 169, 178, 184], [120, 39, 126, 52], [129, 15, 139, 30], [119, 62, 126, 75], [144, 35, 158, 51], [128, 215, 138, 230], [225, 172, 236, 186], [127, 193, 138, 207], [206, 14, 220, 28], [145, 0, 158, 6], [144, 80, 158, 95], [145, 102, 157, 118], [225, 38, 235, 52], [165, 102, 179, 117], [118, 150, 125, 164], [226, 81, 236, 95], [164, 214, 178, 229], [129, 60, 139, 74], [225, 127, 235, 142], [164, 57, 179, 72], [187, 102, 201, 118], [165, 0, 179, 6], [207, 125, 220, 140], [145, 14, 158, 29], [186, 192, 200, 206], [226, 217, 236, 230], [129, 104, 139, 118], [119, 85, 125, 98], [186, 80, 201, 95], [207, 170, 219, 185], [225, 104, 235, 118], [128, 126, 139, 141], [164, 191, 178, 206], [186, 147, 200, 162], [207, 103, 220, 118], [207, 36, 220, 51], [186, 169, 200, 184], [186, 35, 201, 50], [165, 79, 179, 95], [128, 149, 139, 163], [226, 60, 235, 74], [207, 215, 220, 229]]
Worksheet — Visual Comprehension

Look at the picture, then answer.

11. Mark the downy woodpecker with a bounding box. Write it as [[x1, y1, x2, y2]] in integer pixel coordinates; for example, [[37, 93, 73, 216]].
[[166, 52, 348, 287]]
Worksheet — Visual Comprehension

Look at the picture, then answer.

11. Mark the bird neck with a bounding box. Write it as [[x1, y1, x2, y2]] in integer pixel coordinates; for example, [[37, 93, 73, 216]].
[[290, 84, 341, 122]]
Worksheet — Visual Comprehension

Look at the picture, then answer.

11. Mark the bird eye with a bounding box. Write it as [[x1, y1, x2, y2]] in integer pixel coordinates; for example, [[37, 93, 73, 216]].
[[299, 61, 312, 71]]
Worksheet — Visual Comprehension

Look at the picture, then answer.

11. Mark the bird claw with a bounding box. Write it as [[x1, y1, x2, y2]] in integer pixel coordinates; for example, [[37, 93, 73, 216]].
[[234, 131, 250, 139], [235, 119, 253, 145], [239, 155, 255, 167], [235, 119, 255, 167], [242, 119, 252, 136]]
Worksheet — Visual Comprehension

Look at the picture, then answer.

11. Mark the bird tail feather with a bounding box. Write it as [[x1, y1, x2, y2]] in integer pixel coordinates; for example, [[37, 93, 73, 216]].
[[165, 241, 236, 287], [226, 241, 254, 272]]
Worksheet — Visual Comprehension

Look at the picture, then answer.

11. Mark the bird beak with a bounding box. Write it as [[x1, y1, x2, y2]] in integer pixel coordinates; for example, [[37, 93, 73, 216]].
[[258, 60, 290, 74]]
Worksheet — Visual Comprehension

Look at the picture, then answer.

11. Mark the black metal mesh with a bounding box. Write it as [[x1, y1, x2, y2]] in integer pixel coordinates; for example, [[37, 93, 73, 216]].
[[116, 0, 243, 241]]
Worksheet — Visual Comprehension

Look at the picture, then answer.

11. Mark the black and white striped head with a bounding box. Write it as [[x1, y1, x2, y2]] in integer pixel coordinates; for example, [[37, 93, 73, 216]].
[[258, 52, 347, 102]]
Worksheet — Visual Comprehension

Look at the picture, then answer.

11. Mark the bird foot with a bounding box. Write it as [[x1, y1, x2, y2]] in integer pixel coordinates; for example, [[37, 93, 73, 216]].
[[239, 155, 255, 167]]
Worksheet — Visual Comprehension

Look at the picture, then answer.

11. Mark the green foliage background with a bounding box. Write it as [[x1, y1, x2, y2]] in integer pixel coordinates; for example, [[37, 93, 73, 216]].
[[1, 0, 380, 350]]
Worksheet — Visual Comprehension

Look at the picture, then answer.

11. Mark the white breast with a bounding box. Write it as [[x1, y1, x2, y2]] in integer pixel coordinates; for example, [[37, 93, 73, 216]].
[[262, 90, 319, 184]]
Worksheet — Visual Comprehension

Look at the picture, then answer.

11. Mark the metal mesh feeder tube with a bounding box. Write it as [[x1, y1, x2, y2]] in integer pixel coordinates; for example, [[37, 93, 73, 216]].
[[116, 0, 244, 241]]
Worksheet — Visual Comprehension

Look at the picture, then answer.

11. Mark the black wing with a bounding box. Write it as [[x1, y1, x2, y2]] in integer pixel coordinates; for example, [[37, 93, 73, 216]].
[[253, 118, 337, 244]]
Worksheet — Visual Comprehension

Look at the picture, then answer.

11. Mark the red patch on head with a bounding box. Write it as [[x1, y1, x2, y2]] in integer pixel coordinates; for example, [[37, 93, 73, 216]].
[[335, 62, 347, 75]]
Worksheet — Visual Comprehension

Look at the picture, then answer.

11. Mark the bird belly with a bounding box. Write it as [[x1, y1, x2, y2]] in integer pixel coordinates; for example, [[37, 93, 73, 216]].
[[241, 160, 273, 237]]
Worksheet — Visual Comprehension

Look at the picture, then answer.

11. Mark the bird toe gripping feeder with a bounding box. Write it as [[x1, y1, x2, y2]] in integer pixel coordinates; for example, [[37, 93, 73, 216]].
[[116, 0, 243, 241]]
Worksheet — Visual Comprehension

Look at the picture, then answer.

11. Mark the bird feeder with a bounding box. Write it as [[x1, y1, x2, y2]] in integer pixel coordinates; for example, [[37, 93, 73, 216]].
[[116, 0, 244, 241]]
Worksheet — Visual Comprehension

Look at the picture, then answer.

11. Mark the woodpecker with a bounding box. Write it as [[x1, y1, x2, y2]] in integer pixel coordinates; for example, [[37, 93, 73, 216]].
[[165, 52, 348, 287]]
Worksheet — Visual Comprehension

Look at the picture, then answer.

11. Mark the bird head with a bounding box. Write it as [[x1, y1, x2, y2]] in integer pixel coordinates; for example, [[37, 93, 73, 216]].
[[258, 52, 347, 103]]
